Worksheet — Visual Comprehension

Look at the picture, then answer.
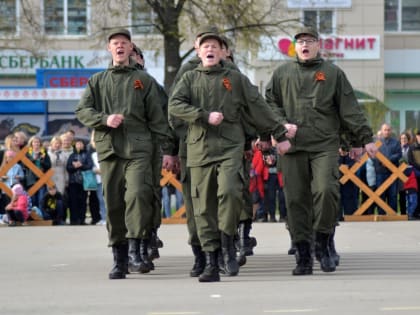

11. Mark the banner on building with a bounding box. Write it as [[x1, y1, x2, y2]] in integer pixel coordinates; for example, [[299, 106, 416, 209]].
[[258, 35, 380, 61], [287, 0, 352, 9]]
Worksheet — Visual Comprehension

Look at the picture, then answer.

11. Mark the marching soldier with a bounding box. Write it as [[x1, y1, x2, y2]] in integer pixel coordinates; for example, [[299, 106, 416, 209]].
[[169, 32, 290, 282], [76, 29, 176, 279], [265, 27, 378, 275]]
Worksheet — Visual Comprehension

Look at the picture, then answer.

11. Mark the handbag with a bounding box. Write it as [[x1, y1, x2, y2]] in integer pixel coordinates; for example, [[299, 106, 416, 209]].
[[81, 170, 98, 191]]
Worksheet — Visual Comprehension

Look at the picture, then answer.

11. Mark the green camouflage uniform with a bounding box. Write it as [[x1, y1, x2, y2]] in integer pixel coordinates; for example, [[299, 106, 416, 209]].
[[170, 57, 241, 246], [265, 56, 373, 243], [76, 60, 173, 246], [169, 63, 286, 251]]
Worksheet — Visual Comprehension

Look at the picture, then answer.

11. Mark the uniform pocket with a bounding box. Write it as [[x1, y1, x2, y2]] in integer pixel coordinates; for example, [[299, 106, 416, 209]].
[[219, 123, 244, 144], [127, 133, 153, 155], [190, 183, 202, 217], [187, 124, 206, 144]]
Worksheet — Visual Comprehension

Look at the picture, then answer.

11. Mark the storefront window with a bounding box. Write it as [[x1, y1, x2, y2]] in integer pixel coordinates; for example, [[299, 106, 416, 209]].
[[303, 10, 334, 35], [385, 0, 420, 32], [402, 0, 420, 31], [131, 0, 158, 34], [44, 0, 87, 35], [0, 0, 18, 35], [390, 110, 400, 134], [406, 111, 420, 132]]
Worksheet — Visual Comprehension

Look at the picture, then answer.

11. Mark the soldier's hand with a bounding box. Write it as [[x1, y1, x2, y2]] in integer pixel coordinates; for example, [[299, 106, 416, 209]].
[[244, 150, 253, 161], [276, 140, 291, 156], [208, 112, 224, 126], [284, 123, 298, 139], [107, 114, 124, 128], [172, 156, 181, 174], [364, 142, 378, 159], [256, 140, 272, 152], [349, 147, 363, 161], [162, 155, 176, 173]]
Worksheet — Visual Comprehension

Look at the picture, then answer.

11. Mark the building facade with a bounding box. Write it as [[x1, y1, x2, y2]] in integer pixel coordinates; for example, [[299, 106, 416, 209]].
[[0, 0, 419, 139]]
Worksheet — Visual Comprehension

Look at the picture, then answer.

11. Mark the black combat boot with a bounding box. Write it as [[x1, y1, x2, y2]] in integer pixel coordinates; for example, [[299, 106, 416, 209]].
[[190, 245, 206, 277], [236, 252, 247, 267], [217, 247, 225, 274], [287, 230, 296, 255], [140, 238, 154, 273], [240, 220, 257, 256], [285, 220, 296, 255], [109, 243, 128, 279], [148, 229, 160, 261], [315, 232, 336, 273], [292, 241, 313, 276], [288, 241, 297, 255], [236, 220, 257, 266], [198, 251, 220, 282], [156, 234, 164, 248], [221, 232, 240, 276], [128, 238, 144, 273], [329, 227, 340, 266]]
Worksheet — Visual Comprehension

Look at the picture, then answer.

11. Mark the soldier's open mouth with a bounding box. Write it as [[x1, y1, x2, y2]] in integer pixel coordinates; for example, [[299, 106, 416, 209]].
[[206, 54, 215, 59], [117, 50, 124, 55]]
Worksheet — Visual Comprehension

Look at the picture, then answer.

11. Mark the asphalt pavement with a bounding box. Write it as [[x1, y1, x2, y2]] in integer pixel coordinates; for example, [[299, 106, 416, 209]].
[[1, 221, 420, 315]]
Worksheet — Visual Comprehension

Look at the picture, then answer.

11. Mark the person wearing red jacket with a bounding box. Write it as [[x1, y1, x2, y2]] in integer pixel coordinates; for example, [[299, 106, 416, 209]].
[[403, 166, 418, 220], [249, 142, 265, 220], [261, 148, 281, 222], [5, 184, 29, 226]]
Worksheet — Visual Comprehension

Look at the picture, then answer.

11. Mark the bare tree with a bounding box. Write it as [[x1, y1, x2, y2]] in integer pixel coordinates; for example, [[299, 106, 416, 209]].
[[145, 0, 185, 91], [1, 0, 299, 90], [103, 0, 299, 90]]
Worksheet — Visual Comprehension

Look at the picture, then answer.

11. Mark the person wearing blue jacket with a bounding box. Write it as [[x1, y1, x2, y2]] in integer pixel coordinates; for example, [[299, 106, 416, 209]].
[[374, 123, 402, 214]]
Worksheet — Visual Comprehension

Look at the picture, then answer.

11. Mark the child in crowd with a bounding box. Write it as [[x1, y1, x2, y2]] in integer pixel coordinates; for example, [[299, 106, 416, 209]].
[[261, 147, 280, 222], [5, 184, 29, 226], [249, 140, 264, 220], [0, 150, 24, 222], [1, 150, 24, 188], [40, 185, 65, 225], [403, 165, 418, 220]]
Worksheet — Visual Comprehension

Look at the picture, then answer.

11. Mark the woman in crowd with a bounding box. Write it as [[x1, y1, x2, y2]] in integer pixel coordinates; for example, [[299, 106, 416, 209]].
[[0, 134, 20, 165], [90, 131, 106, 225], [24, 136, 51, 207], [48, 136, 67, 196], [66, 139, 93, 225], [13, 131, 28, 150]]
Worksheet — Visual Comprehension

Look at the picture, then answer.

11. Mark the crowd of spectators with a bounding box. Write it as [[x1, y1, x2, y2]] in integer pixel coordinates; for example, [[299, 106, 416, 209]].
[[0, 128, 185, 226], [0, 129, 106, 226], [1, 124, 419, 226], [336, 125, 419, 220], [250, 125, 420, 223]]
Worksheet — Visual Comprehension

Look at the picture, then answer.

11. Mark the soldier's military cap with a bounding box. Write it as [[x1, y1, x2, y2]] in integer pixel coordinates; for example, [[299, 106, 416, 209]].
[[132, 43, 143, 57], [196, 25, 219, 38], [294, 27, 319, 40], [108, 28, 131, 41], [199, 33, 224, 47], [220, 35, 231, 49]]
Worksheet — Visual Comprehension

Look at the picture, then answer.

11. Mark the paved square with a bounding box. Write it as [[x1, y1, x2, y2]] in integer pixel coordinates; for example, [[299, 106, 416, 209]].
[[1, 221, 420, 315]]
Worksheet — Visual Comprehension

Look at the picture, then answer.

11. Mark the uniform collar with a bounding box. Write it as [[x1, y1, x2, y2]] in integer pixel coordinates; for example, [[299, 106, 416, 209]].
[[196, 63, 224, 73], [108, 59, 137, 72], [295, 55, 323, 67]]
